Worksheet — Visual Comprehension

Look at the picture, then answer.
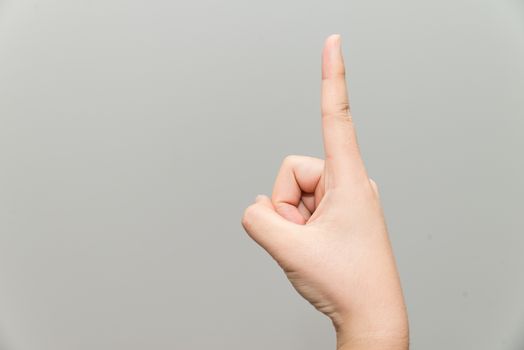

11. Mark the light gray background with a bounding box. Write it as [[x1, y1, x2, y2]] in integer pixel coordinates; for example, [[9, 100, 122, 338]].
[[0, 0, 523, 349]]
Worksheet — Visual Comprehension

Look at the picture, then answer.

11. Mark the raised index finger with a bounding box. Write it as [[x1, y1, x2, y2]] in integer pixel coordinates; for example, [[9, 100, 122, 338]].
[[321, 34, 367, 187]]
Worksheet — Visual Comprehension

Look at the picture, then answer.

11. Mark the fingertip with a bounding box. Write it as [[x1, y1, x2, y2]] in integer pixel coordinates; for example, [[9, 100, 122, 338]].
[[255, 194, 272, 205], [242, 195, 270, 230], [326, 33, 341, 47], [241, 196, 300, 255], [322, 34, 344, 79]]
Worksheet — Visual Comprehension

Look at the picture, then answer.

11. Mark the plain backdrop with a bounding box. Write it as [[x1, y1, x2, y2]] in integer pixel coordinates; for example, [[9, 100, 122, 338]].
[[0, 0, 523, 349]]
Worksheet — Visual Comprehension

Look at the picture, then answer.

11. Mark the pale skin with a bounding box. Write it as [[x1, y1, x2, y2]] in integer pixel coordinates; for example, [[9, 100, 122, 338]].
[[241, 34, 409, 350]]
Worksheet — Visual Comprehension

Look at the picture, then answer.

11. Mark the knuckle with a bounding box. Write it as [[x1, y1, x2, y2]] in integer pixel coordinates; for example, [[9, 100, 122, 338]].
[[337, 101, 351, 115], [322, 108, 353, 123], [335, 69, 346, 78]]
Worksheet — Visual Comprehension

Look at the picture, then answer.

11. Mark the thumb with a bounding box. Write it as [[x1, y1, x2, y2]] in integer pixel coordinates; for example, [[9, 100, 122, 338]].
[[241, 195, 299, 257]]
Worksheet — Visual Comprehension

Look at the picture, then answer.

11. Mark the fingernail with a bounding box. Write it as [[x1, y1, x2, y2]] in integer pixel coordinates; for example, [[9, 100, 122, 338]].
[[255, 194, 265, 202], [333, 34, 341, 47], [332, 34, 342, 57]]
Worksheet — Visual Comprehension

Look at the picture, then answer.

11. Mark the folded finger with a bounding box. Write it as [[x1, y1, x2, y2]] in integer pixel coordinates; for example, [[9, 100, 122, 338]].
[[272, 155, 324, 224]]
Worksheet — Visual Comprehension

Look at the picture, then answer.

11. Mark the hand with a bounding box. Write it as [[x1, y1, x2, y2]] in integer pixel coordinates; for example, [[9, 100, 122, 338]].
[[241, 34, 409, 350]]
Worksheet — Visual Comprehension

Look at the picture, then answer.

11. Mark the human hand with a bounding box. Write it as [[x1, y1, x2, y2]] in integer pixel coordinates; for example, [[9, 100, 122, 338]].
[[241, 35, 409, 350]]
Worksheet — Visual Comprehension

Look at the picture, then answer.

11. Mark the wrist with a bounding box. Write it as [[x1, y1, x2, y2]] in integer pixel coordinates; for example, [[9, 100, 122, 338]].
[[334, 311, 409, 350], [336, 329, 409, 350], [337, 337, 408, 350]]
